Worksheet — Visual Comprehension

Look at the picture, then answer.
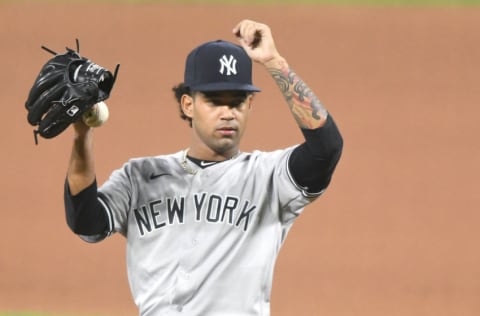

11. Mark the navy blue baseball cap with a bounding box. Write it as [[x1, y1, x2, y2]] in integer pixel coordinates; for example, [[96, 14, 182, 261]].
[[184, 40, 261, 92]]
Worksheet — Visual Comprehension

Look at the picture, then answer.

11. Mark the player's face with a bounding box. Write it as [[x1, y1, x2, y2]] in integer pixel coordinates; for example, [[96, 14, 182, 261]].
[[181, 91, 253, 159]]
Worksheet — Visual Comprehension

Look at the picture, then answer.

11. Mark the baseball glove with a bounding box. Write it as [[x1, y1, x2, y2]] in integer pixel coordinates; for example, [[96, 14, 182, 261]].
[[25, 40, 119, 144]]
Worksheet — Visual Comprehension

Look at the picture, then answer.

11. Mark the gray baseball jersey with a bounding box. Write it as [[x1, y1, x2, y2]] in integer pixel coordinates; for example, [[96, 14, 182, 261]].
[[96, 146, 322, 315]]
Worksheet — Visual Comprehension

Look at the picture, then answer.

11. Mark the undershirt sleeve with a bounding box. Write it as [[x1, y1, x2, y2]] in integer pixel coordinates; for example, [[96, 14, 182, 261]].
[[64, 178, 110, 238], [288, 115, 343, 195]]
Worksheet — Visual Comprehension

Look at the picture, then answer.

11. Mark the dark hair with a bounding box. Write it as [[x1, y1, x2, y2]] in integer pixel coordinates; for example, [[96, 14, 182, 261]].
[[172, 83, 193, 126]]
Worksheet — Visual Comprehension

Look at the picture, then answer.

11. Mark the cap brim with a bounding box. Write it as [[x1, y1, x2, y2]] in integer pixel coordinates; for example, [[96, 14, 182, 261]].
[[188, 82, 261, 92]]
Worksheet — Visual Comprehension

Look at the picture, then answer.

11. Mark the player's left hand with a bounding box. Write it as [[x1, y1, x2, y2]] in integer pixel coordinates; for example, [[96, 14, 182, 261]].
[[25, 40, 119, 144], [233, 20, 281, 66]]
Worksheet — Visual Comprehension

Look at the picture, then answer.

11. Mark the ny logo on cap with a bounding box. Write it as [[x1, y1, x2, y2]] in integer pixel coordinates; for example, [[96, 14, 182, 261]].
[[219, 55, 237, 76]]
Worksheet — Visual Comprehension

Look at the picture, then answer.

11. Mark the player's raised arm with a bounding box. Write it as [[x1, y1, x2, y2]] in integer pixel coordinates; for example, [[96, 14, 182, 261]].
[[67, 122, 95, 195], [234, 19, 343, 196], [63, 121, 109, 238], [233, 19, 328, 130]]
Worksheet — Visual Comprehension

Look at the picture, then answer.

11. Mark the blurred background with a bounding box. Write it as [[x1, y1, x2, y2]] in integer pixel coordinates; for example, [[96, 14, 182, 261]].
[[1, 0, 480, 315]]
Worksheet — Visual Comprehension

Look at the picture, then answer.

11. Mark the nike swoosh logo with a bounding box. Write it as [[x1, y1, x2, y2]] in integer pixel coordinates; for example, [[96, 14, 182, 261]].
[[200, 161, 217, 167], [149, 173, 170, 180]]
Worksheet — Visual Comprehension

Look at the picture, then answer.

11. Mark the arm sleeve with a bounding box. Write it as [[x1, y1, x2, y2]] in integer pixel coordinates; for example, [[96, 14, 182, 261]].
[[64, 178, 110, 240], [288, 114, 343, 195]]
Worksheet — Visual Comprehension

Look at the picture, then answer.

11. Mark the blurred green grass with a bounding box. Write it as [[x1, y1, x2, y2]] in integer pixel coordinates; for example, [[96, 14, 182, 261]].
[[1, 0, 480, 6], [0, 314, 47, 316], [0, 314, 53, 316], [138, 0, 480, 4], [0, 313, 103, 316]]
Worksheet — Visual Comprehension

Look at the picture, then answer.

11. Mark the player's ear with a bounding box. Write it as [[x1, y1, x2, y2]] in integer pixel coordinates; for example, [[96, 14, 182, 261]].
[[246, 93, 255, 109], [181, 94, 194, 119]]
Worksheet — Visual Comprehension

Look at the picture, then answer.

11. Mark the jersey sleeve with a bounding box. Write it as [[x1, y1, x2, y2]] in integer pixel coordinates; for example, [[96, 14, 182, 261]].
[[97, 161, 135, 237], [248, 148, 317, 226], [288, 114, 343, 195], [64, 178, 112, 243]]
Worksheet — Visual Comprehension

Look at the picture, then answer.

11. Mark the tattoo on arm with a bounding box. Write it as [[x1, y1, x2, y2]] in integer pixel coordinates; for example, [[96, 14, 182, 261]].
[[269, 67, 328, 129]]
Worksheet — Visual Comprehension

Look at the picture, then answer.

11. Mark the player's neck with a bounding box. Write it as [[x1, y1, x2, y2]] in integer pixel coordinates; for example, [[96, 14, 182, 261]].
[[180, 148, 241, 174], [187, 156, 220, 169], [185, 146, 240, 162]]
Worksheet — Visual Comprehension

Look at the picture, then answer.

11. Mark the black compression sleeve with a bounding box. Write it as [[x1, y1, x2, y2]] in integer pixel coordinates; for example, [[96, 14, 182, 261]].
[[288, 115, 343, 194], [64, 178, 109, 236]]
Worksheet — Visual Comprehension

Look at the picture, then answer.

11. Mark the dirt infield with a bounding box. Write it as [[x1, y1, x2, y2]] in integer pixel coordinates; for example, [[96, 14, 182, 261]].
[[1, 2, 480, 315]]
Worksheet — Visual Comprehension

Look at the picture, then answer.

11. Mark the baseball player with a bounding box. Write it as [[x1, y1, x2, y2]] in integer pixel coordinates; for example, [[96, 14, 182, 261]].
[[64, 19, 343, 315]]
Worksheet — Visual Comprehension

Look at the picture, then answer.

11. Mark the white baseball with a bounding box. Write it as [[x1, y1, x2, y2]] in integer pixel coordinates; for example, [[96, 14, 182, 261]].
[[82, 101, 109, 127]]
